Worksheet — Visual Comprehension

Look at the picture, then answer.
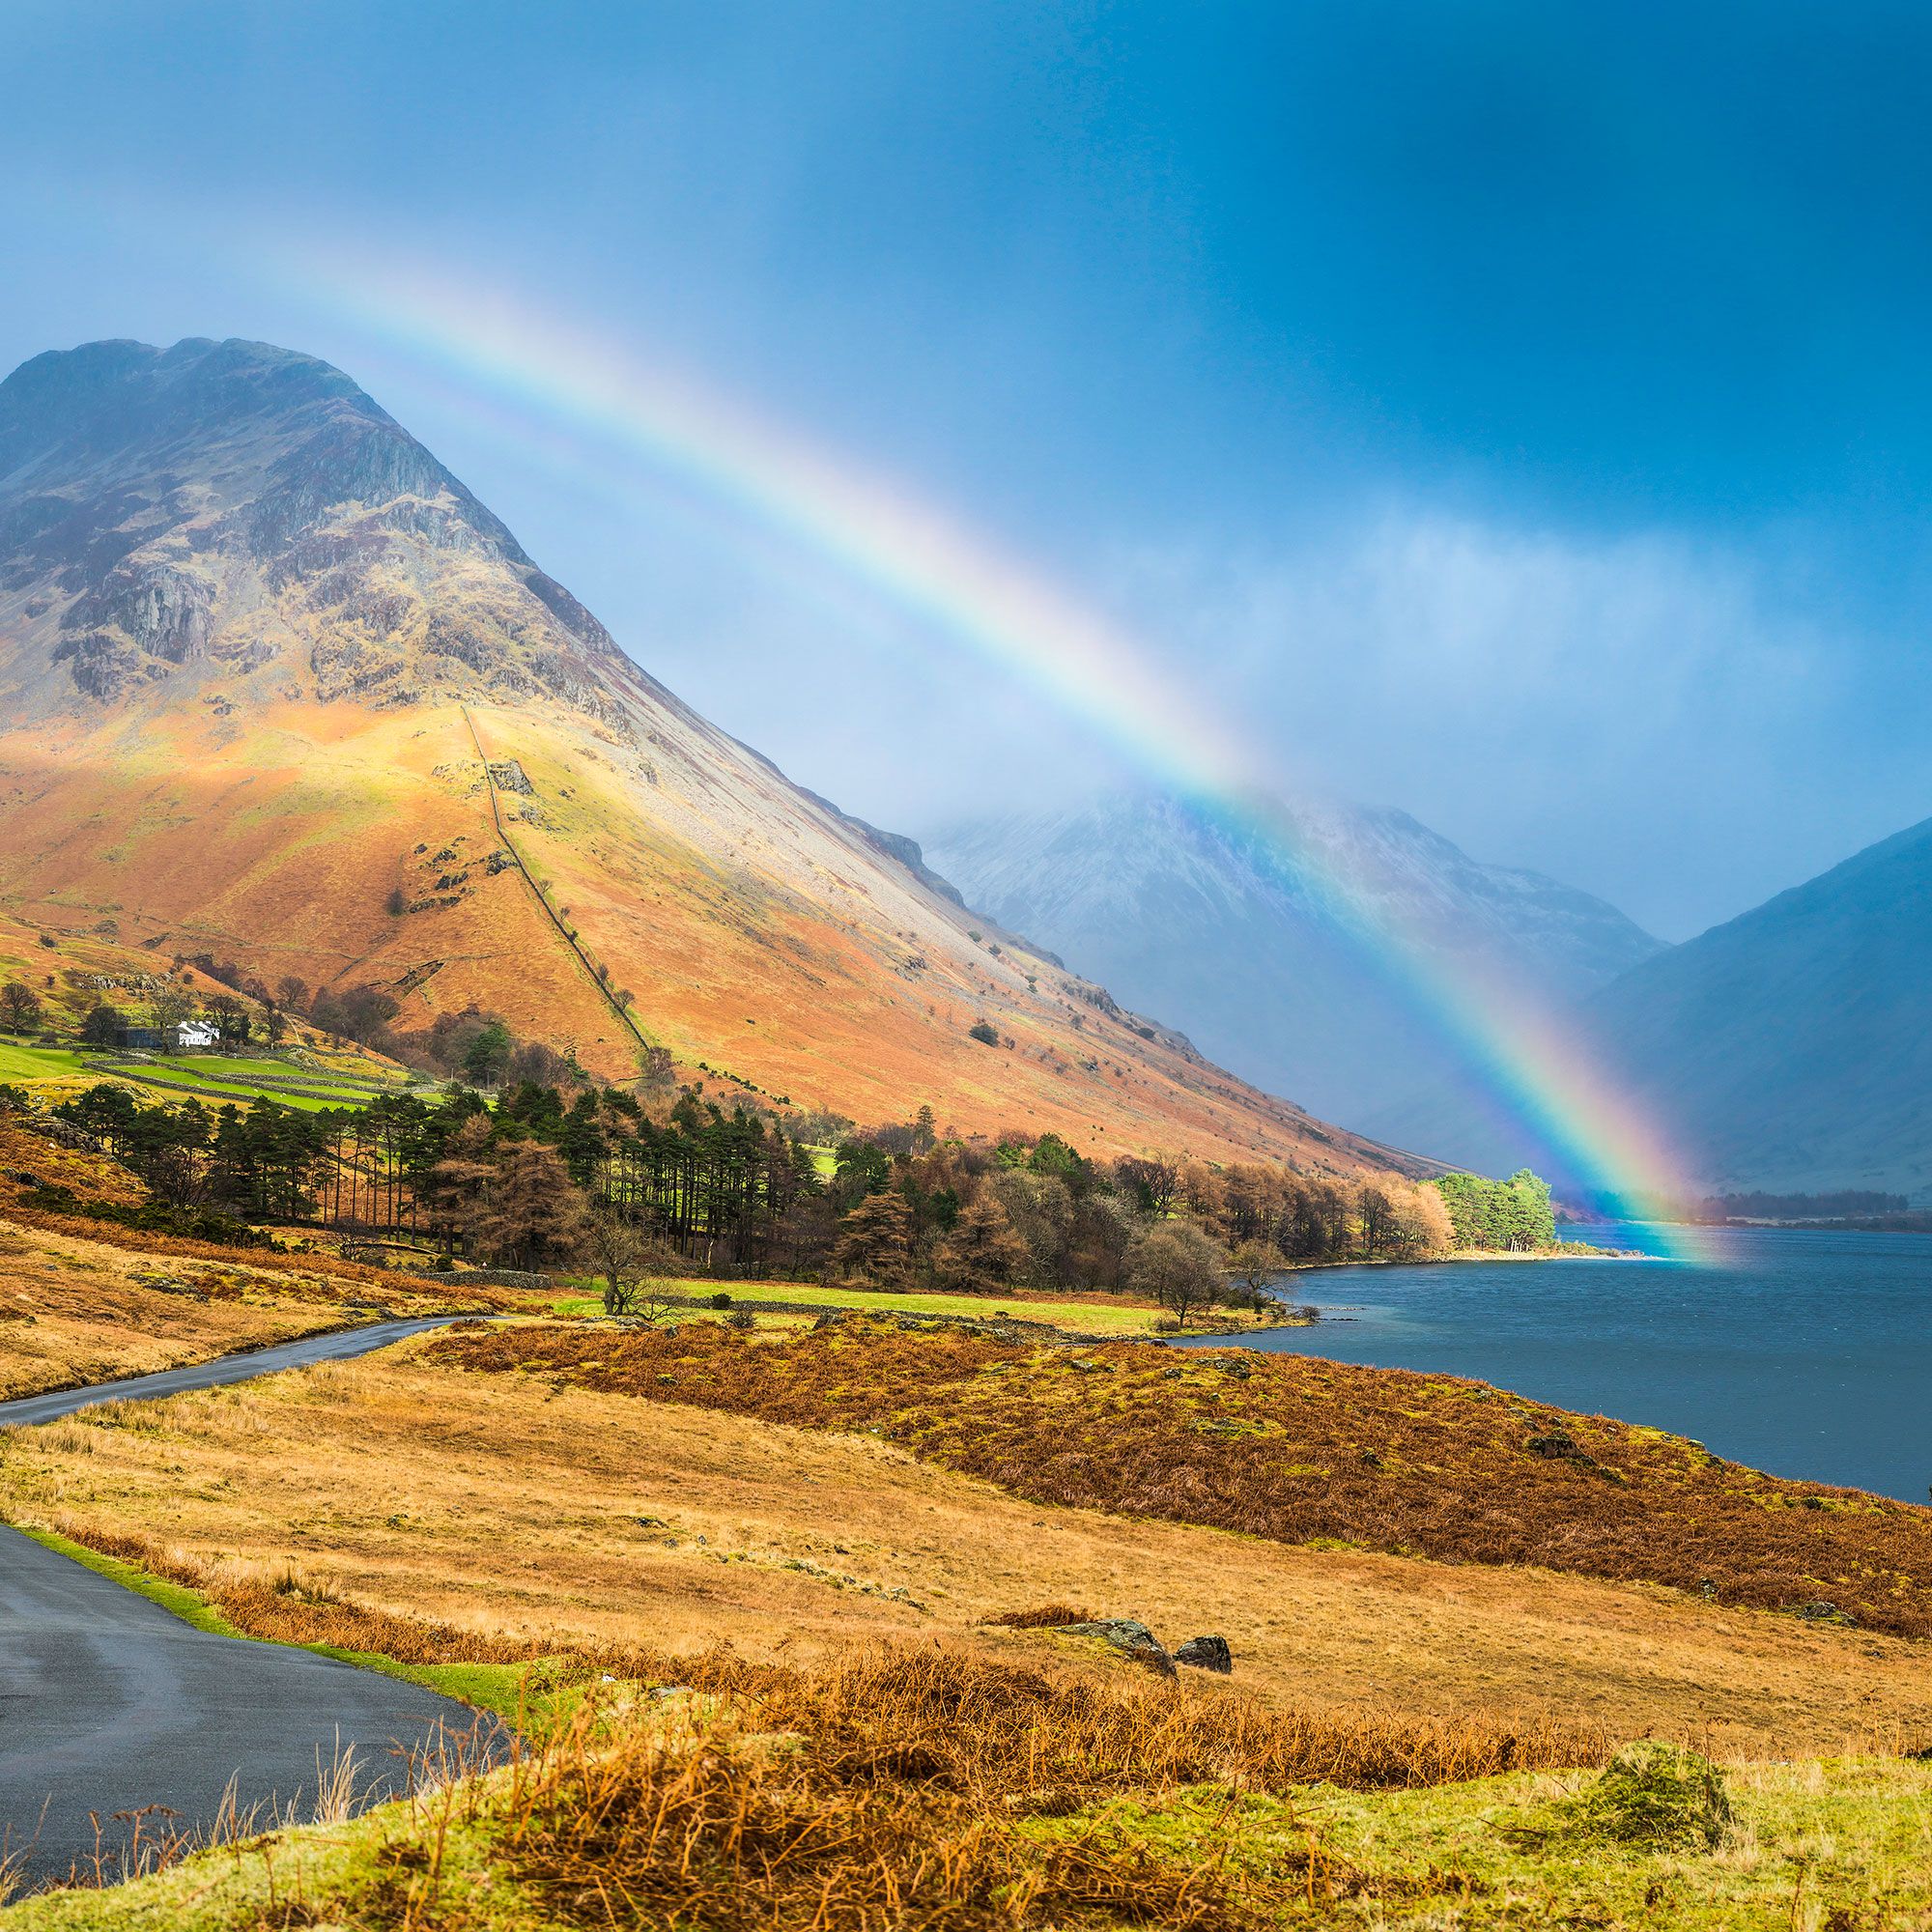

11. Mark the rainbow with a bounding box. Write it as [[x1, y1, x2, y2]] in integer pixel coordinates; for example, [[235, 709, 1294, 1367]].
[[282, 264, 1717, 1262]]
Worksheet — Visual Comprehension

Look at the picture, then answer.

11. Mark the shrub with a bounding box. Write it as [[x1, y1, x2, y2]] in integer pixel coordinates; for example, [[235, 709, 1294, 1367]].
[[968, 1019, 1000, 1045], [19, 1184, 281, 1250], [1565, 1742, 1733, 1850]]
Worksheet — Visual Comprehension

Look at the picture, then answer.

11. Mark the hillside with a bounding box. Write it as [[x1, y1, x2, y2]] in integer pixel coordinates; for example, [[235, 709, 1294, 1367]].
[[928, 790, 1661, 1125], [0, 337, 1426, 1173], [1364, 813, 1932, 1193], [1578, 814, 1932, 1194]]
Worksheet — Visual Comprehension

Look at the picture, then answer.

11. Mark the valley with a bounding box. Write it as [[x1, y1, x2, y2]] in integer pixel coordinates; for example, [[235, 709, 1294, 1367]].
[[4, 336, 1929, 1932]]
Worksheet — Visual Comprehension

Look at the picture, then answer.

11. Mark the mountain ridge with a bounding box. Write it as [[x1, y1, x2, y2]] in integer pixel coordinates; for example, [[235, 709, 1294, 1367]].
[[927, 789, 1662, 1127], [0, 336, 1430, 1176]]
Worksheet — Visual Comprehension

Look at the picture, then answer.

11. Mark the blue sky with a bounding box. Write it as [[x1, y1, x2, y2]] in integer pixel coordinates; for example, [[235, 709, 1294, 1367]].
[[4, 0, 1931, 937]]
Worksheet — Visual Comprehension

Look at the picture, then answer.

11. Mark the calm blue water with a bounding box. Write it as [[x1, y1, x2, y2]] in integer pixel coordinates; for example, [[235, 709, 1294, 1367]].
[[1206, 1223, 1932, 1502]]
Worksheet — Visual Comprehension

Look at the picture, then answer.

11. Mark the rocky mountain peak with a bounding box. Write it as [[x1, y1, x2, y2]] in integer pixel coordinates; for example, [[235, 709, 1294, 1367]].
[[0, 336, 616, 711]]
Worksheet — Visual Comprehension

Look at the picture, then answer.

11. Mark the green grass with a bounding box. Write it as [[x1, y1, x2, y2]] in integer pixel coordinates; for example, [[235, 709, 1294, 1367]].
[[552, 1276, 1174, 1336], [1083, 1755, 1932, 1926], [99, 1066, 372, 1111], [1, 1789, 546, 1930], [12, 1527, 572, 1730], [0, 1040, 88, 1083]]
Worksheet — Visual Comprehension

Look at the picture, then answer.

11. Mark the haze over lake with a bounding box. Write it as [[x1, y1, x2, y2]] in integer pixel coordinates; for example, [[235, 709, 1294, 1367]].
[[1221, 1227, 1932, 1502]]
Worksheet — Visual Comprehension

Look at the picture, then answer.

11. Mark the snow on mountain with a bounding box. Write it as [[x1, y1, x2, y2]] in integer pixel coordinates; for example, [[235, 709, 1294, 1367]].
[[926, 790, 1662, 1129]]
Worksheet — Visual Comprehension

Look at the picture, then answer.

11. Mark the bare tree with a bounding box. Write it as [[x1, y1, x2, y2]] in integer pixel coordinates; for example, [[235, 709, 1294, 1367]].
[[0, 982, 43, 1033], [1225, 1241, 1279, 1317], [1129, 1222, 1228, 1329], [149, 982, 196, 1040], [583, 1209, 680, 1318]]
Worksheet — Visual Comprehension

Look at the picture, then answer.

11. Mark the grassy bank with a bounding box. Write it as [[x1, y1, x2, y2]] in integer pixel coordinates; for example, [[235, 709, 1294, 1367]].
[[548, 1276, 1253, 1337], [9, 1651, 1932, 1928], [433, 1317, 1932, 1639]]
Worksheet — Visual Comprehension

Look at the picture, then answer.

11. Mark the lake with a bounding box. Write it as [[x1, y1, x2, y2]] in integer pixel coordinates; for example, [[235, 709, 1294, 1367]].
[[1206, 1223, 1932, 1502]]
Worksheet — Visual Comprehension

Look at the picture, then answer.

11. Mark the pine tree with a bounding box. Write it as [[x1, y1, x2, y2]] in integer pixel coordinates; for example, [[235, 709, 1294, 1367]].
[[937, 1193, 1031, 1292], [831, 1189, 916, 1287]]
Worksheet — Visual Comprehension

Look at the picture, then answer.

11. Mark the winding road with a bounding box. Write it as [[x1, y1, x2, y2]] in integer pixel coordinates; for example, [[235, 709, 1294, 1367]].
[[0, 1320, 496, 1890]]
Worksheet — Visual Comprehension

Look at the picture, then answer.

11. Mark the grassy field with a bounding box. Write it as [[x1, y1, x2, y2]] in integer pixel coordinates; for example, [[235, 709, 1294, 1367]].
[[0, 1042, 89, 1085], [4, 1336, 1927, 1754], [551, 1276, 1213, 1337], [11, 1306, 1932, 1926], [438, 1318, 1932, 1642], [0, 1040, 395, 1111]]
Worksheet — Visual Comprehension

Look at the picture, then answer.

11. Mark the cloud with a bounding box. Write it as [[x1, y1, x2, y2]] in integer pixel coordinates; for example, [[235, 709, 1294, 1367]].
[[1107, 507, 1905, 937]]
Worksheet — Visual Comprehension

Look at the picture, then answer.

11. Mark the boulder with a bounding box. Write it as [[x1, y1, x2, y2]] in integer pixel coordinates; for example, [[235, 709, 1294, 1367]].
[[1052, 1619, 1176, 1678], [1174, 1634, 1234, 1674]]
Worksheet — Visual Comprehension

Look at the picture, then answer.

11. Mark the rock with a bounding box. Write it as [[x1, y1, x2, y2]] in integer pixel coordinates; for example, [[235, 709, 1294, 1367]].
[[1052, 1619, 1177, 1678], [1174, 1635, 1233, 1674], [1216, 1358, 1252, 1379], [811, 1308, 848, 1330], [1794, 1599, 1851, 1623]]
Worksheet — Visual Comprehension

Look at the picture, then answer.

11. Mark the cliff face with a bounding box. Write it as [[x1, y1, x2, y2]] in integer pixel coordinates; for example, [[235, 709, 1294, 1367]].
[[0, 338, 1431, 1174], [0, 336, 617, 715]]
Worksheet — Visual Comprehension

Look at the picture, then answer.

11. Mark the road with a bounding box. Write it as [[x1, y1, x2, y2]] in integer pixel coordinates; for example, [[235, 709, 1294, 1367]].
[[0, 1320, 497, 1889], [0, 1317, 470, 1430]]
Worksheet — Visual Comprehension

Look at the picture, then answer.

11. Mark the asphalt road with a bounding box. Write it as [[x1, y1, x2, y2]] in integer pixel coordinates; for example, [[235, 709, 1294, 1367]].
[[0, 1319, 497, 1889], [0, 1316, 470, 1429]]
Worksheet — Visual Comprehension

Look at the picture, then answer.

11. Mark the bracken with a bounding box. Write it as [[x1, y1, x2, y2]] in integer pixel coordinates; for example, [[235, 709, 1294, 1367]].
[[428, 1319, 1932, 1637]]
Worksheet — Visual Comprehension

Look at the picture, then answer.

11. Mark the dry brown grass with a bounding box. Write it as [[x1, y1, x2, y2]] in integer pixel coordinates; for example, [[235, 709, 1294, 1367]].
[[0, 1220, 361, 1399], [0, 1144, 524, 1399], [489, 1646, 1508, 1932], [435, 1320, 1932, 1642], [9, 1344, 1932, 1757]]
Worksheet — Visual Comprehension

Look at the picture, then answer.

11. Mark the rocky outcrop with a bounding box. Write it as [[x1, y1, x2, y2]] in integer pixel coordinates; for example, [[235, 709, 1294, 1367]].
[[0, 337, 619, 712], [1173, 1634, 1233, 1674]]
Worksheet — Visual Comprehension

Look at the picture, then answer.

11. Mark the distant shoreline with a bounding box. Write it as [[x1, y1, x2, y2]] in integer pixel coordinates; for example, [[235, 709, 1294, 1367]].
[[1276, 1243, 1647, 1284]]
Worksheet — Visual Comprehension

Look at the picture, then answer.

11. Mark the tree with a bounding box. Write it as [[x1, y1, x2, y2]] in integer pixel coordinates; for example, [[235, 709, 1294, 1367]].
[[149, 982, 196, 1038], [1226, 1240, 1277, 1312], [583, 1208, 678, 1317], [421, 1116, 498, 1255], [208, 993, 252, 1048], [80, 1003, 123, 1046], [0, 982, 42, 1033], [831, 1189, 916, 1287], [469, 1140, 586, 1271], [1434, 1171, 1554, 1252], [1357, 1184, 1396, 1260], [1129, 1222, 1226, 1329], [462, 1018, 514, 1088], [936, 1193, 1030, 1293]]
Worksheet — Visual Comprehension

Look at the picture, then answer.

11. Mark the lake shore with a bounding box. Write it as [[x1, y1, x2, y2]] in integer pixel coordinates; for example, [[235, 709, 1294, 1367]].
[[1277, 1242, 1648, 1283]]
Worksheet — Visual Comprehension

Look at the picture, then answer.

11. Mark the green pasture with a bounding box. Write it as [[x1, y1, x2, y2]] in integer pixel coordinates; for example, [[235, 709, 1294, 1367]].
[[552, 1275, 1175, 1337], [0, 1040, 90, 1084]]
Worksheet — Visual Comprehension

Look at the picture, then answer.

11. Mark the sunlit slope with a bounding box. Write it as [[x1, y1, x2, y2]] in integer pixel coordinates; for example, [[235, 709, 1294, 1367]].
[[0, 336, 1429, 1166], [0, 691, 1411, 1164]]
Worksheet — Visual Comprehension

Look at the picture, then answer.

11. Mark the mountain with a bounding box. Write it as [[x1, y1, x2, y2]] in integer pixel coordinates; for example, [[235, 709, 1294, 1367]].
[[1571, 815, 1932, 1196], [926, 791, 1662, 1126], [0, 335, 1427, 1175]]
